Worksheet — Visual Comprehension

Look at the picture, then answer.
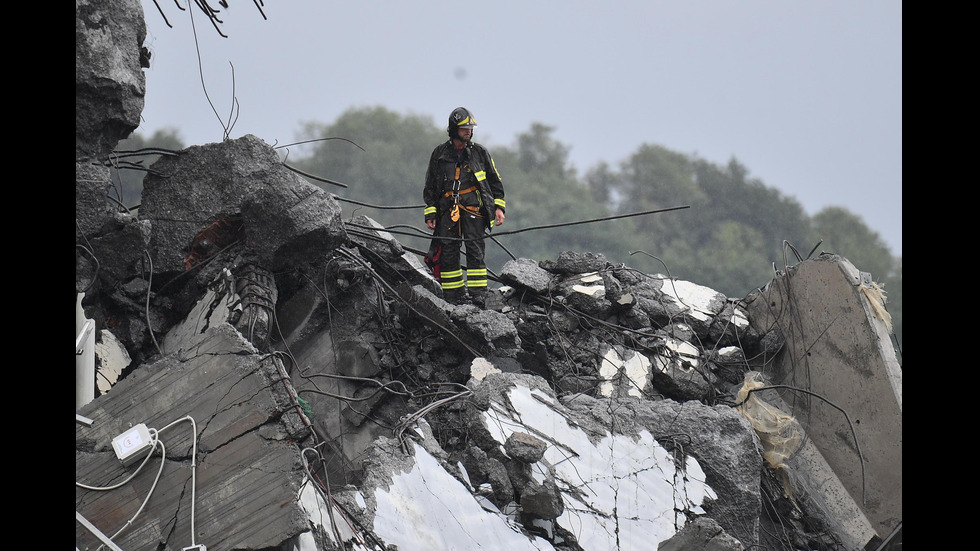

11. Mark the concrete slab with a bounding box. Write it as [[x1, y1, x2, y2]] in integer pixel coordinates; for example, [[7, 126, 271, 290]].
[[76, 324, 312, 550], [743, 254, 902, 537]]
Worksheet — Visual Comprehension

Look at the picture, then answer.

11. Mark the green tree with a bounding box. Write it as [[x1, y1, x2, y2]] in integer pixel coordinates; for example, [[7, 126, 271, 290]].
[[584, 161, 622, 208], [694, 158, 811, 254], [601, 146, 793, 296], [696, 221, 774, 296], [679, 158, 814, 295], [511, 123, 577, 181], [290, 106, 446, 253], [486, 124, 621, 268], [598, 144, 728, 290], [615, 144, 703, 244]]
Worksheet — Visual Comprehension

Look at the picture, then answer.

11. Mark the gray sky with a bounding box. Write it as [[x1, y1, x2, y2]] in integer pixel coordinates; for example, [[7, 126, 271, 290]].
[[138, 1, 902, 256]]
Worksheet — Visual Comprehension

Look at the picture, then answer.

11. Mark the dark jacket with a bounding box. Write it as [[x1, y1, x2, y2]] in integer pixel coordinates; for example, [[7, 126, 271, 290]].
[[423, 140, 505, 231]]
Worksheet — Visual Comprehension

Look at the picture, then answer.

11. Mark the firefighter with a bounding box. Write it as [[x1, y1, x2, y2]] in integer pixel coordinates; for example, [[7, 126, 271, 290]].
[[423, 107, 506, 306]]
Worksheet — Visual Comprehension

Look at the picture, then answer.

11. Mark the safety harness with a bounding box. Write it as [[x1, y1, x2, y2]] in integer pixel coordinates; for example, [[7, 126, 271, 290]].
[[444, 164, 483, 223]]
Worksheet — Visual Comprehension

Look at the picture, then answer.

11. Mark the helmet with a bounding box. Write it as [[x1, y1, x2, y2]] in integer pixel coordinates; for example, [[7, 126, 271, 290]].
[[448, 107, 477, 141]]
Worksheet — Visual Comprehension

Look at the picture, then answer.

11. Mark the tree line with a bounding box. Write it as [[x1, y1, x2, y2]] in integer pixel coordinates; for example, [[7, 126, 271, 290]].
[[112, 106, 902, 352]]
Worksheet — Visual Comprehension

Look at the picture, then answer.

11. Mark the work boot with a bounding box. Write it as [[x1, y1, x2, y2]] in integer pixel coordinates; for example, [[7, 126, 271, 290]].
[[469, 289, 486, 308], [443, 288, 467, 305]]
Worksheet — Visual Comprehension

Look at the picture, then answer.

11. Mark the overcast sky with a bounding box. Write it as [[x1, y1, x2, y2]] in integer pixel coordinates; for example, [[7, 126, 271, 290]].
[[138, 1, 902, 256]]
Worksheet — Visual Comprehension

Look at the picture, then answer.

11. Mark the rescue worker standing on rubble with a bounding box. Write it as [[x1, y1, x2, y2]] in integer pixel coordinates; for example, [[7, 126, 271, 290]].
[[424, 107, 506, 307]]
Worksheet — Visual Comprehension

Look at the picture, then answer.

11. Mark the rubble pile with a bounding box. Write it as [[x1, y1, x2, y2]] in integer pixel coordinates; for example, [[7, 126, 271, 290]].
[[76, 1, 899, 549]]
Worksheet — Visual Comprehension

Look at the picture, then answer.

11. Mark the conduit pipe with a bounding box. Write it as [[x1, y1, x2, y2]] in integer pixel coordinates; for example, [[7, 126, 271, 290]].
[[76, 293, 95, 410]]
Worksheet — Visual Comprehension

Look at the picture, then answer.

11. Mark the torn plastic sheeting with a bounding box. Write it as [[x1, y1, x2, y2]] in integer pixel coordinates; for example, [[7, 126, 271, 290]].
[[859, 280, 892, 333], [735, 371, 803, 469]]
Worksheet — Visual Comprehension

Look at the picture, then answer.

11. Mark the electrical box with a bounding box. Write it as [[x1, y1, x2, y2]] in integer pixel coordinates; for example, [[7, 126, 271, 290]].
[[111, 423, 153, 467]]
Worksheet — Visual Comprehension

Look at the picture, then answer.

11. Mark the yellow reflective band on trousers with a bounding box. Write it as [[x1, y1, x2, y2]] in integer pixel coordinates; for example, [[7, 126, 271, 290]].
[[466, 268, 487, 288], [441, 269, 464, 290]]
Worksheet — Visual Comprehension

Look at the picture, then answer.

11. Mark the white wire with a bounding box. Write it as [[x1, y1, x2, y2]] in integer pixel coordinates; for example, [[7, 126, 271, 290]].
[[76, 417, 200, 549], [157, 416, 199, 547], [91, 439, 167, 551], [105, 439, 166, 545]]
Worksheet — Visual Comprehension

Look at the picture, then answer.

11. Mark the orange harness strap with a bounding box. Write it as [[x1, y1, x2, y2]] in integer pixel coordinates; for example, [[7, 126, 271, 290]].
[[444, 186, 477, 198]]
